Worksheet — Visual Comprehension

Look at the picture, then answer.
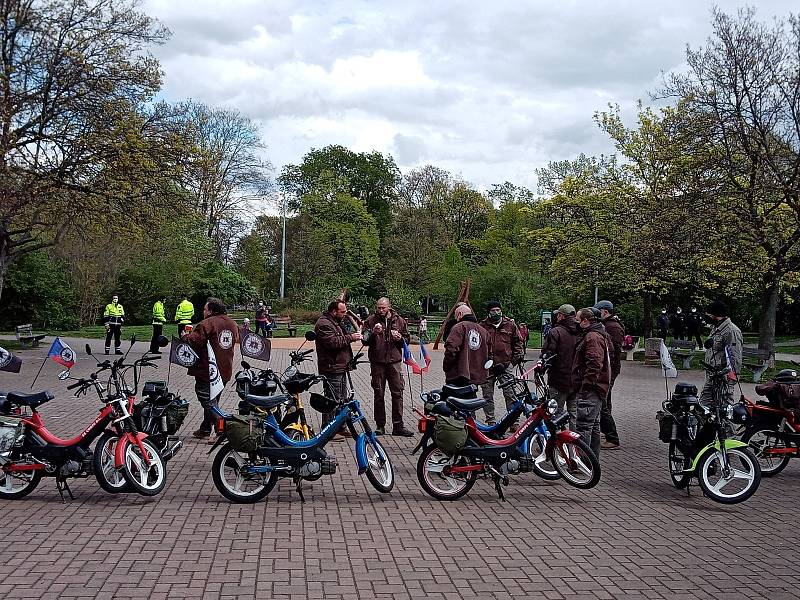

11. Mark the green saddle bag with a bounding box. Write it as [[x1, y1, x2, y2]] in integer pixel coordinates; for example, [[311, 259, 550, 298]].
[[434, 415, 468, 455]]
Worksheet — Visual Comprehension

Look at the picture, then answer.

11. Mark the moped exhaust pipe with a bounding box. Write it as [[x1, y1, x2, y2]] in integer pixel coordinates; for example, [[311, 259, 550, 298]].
[[161, 437, 183, 461]]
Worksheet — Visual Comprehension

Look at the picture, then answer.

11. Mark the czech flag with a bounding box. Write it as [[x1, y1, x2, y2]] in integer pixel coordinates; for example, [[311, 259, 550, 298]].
[[725, 345, 738, 382], [418, 339, 431, 373], [48, 337, 76, 369], [402, 340, 422, 375]]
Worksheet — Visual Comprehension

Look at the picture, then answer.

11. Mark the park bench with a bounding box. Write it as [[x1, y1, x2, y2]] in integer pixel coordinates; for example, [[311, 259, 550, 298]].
[[272, 316, 297, 337], [624, 336, 641, 361], [741, 348, 770, 383], [16, 324, 46, 348], [668, 339, 697, 369]]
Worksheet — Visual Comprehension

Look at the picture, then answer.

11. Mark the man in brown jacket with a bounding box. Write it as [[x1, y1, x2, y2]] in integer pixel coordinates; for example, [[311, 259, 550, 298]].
[[595, 300, 624, 450], [479, 300, 525, 427], [362, 297, 414, 437], [539, 304, 579, 428], [315, 300, 362, 439], [571, 307, 611, 457], [443, 305, 488, 387], [182, 297, 240, 441]]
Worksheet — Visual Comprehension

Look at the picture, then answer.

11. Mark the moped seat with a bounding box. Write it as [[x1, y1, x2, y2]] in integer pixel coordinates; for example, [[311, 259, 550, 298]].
[[244, 393, 291, 410], [446, 396, 487, 412], [7, 390, 54, 409], [441, 384, 479, 401]]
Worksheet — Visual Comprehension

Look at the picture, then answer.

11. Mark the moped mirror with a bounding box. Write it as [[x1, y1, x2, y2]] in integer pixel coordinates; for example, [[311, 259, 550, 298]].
[[304, 331, 317, 342], [57, 370, 70, 380], [85, 344, 93, 356], [158, 335, 170, 348], [241, 360, 251, 370], [484, 359, 494, 370]]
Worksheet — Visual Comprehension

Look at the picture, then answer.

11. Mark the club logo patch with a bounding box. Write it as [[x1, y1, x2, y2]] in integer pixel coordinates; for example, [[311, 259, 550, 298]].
[[0, 347, 11, 368], [209, 362, 219, 381], [60, 348, 75, 364], [175, 343, 197, 367], [244, 334, 265, 356], [468, 329, 482, 350], [219, 329, 234, 349]]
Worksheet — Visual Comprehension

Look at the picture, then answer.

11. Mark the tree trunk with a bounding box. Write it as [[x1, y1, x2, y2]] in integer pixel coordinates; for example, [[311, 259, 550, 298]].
[[642, 291, 653, 339], [758, 277, 779, 359]]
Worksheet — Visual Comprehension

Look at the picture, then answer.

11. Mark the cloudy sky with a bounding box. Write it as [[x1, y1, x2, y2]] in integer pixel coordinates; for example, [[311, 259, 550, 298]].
[[143, 0, 796, 192]]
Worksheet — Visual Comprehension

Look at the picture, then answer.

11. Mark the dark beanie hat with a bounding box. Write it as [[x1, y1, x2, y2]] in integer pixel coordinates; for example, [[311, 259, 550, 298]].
[[707, 300, 728, 317], [486, 300, 501, 310]]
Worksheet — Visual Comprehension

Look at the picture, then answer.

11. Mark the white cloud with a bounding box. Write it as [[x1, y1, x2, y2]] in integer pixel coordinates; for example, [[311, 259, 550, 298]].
[[143, 0, 799, 191]]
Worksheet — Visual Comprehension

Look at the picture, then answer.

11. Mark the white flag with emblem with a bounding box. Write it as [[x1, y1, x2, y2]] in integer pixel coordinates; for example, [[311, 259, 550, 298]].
[[660, 340, 678, 378], [207, 341, 224, 398]]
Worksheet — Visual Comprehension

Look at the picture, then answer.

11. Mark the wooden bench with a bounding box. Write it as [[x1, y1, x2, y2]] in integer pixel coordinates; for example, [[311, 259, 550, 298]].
[[272, 316, 297, 337], [742, 348, 770, 383], [15, 324, 46, 348], [668, 339, 697, 369]]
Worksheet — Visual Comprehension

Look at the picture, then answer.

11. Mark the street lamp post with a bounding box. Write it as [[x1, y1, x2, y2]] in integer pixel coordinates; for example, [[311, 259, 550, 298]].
[[279, 193, 286, 299]]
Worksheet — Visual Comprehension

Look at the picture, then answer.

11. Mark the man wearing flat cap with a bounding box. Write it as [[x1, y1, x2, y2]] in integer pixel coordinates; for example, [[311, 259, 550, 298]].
[[539, 304, 579, 428], [701, 300, 742, 404], [480, 300, 524, 428]]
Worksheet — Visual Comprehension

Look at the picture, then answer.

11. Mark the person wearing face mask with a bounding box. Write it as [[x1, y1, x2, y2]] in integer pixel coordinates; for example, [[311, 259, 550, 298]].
[[571, 307, 612, 458], [315, 299, 363, 440], [685, 306, 704, 348], [103, 294, 125, 355], [479, 300, 525, 428], [700, 301, 742, 404]]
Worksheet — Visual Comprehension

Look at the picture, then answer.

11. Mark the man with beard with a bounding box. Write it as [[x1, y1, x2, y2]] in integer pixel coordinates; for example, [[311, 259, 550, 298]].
[[539, 304, 578, 428], [571, 307, 612, 457], [701, 301, 743, 404], [480, 301, 524, 428]]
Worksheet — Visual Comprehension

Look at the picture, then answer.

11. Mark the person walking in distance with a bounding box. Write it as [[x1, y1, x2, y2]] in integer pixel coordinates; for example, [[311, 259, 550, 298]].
[[686, 306, 704, 348], [671, 307, 686, 340], [181, 298, 240, 442], [362, 297, 414, 437], [443, 305, 488, 387], [518, 322, 530, 349], [539, 304, 578, 428], [571, 307, 611, 458], [656, 308, 669, 340], [103, 294, 125, 355], [255, 300, 269, 337], [595, 300, 624, 450], [479, 300, 525, 428], [315, 300, 363, 440], [175, 295, 195, 336], [150, 295, 167, 354]]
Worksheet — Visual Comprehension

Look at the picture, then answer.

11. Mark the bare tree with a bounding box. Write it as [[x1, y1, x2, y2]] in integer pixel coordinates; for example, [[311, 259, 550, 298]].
[[660, 7, 800, 354]]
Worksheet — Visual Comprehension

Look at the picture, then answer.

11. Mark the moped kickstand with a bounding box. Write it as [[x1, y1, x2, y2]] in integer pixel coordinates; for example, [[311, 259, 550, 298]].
[[294, 476, 305, 503], [56, 477, 75, 503]]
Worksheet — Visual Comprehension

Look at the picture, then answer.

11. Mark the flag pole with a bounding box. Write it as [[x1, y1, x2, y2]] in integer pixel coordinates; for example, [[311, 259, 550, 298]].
[[167, 336, 174, 387], [30, 356, 48, 390]]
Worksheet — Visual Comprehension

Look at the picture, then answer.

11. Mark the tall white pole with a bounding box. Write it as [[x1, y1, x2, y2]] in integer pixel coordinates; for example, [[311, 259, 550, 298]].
[[279, 193, 287, 299]]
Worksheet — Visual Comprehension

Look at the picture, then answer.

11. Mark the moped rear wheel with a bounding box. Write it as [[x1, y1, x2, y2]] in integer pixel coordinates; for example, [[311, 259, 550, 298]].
[[121, 437, 166, 496], [416, 445, 477, 501], [547, 437, 601, 489], [212, 442, 278, 503], [93, 432, 132, 493], [668, 441, 692, 489], [742, 423, 791, 477], [0, 465, 42, 499]]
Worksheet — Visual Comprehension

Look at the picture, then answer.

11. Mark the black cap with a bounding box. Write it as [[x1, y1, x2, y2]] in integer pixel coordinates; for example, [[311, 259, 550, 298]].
[[707, 300, 728, 318], [486, 300, 501, 310]]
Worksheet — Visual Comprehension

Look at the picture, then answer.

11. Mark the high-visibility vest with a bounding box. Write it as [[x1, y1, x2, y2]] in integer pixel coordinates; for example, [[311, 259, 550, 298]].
[[175, 300, 194, 325], [152, 301, 166, 325], [104, 302, 125, 325]]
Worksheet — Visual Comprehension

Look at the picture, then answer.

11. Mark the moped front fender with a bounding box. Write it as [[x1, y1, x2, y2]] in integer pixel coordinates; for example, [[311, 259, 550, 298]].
[[113, 432, 149, 467], [689, 439, 749, 472], [544, 428, 580, 453], [355, 432, 369, 474]]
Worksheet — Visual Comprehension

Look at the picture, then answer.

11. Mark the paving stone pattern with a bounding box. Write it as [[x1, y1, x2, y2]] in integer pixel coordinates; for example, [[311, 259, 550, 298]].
[[0, 338, 798, 599]]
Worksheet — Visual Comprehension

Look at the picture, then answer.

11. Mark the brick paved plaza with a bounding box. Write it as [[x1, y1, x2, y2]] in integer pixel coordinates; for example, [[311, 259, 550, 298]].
[[1, 339, 798, 600]]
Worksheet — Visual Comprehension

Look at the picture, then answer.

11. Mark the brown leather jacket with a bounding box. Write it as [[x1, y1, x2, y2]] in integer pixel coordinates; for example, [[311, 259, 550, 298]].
[[479, 316, 524, 365], [362, 310, 409, 364], [540, 316, 578, 392], [183, 314, 240, 383], [571, 322, 611, 398], [315, 311, 354, 374], [443, 316, 488, 385], [602, 316, 625, 379]]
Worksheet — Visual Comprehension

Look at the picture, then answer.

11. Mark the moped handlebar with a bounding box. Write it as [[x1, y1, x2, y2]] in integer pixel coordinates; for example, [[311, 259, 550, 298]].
[[67, 379, 87, 391]]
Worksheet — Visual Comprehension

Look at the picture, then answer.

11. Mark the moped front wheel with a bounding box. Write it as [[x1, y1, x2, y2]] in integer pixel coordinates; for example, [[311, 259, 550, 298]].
[[121, 437, 167, 496], [697, 446, 761, 504], [364, 438, 394, 493], [0, 464, 42, 499], [416, 445, 477, 501], [93, 432, 132, 493], [212, 442, 278, 503], [547, 437, 601, 489], [529, 432, 560, 480]]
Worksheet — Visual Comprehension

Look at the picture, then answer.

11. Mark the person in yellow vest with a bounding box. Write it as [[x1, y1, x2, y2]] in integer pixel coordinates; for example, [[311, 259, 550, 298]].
[[150, 295, 167, 353], [175, 295, 195, 336], [103, 293, 125, 355]]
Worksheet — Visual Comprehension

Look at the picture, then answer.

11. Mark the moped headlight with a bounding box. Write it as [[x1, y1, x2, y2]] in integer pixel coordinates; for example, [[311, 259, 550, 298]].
[[546, 399, 558, 415], [725, 404, 734, 420]]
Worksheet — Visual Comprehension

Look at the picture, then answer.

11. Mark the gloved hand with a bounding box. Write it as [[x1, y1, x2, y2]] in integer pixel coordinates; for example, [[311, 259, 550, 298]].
[[105, 323, 110, 332]]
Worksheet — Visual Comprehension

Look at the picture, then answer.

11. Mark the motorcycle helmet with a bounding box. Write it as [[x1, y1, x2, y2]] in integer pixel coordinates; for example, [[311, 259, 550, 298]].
[[727, 402, 750, 425], [773, 369, 800, 384]]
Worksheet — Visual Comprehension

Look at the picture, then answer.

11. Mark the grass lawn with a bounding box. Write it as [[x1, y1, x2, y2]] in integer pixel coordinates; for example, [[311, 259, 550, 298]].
[[632, 349, 797, 383]]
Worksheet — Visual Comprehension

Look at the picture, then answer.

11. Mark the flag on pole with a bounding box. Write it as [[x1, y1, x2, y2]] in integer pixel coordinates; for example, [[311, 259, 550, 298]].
[[660, 340, 677, 378], [47, 337, 76, 368], [0, 346, 22, 373], [169, 336, 199, 367], [240, 330, 271, 361], [725, 345, 739, 382], [418, 339, 431, 373], [402, 340, 422, 375], [207, 341, 224, 399]]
